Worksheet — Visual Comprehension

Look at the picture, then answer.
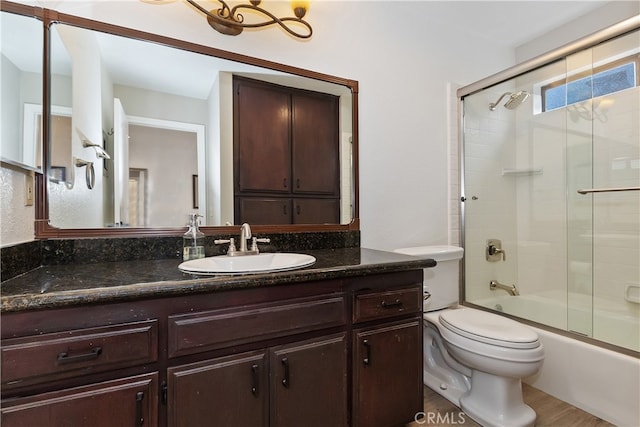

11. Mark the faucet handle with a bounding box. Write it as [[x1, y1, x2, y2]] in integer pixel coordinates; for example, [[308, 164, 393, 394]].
[[214, 237, 237, 255], [250, 237, 271, 252], [486, 239, 506, 262]]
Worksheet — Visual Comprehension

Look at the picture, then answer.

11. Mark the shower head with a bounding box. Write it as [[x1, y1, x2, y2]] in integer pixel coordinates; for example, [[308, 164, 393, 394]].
[[489, 91, 531, 111]]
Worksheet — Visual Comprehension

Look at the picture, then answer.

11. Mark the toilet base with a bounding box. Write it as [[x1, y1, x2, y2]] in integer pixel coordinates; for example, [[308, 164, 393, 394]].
[[460, 370, 536, 427], [423, 320, 470, 405]]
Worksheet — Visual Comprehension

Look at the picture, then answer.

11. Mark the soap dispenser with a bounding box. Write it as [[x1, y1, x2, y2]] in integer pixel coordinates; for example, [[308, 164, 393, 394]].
[[183, 213, 205, 261]]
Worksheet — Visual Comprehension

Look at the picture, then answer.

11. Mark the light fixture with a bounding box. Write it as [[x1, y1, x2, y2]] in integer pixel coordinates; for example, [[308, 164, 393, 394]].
[[184, 0, 312, 39]]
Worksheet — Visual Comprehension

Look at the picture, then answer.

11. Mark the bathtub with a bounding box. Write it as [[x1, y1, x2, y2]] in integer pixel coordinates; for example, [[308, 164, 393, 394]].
[[471, 293, 640, 426], [476, 291, 639, 352]]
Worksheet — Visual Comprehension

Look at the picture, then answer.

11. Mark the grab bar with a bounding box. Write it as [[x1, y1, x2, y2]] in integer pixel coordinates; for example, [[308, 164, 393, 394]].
[[577, 186, 640, 194]]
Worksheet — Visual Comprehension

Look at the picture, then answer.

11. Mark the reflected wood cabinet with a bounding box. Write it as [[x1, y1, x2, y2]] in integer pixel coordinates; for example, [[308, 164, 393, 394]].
[[234, 76, 340, 225], [0, 271, 423, 426]]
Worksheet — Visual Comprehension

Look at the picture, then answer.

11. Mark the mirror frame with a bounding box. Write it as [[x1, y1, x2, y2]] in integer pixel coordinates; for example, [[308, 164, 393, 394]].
[[1, 1, 359, 238]]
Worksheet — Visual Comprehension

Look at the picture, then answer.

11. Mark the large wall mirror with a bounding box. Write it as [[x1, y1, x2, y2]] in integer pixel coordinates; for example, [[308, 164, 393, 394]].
[[0, 2, 359, 237]]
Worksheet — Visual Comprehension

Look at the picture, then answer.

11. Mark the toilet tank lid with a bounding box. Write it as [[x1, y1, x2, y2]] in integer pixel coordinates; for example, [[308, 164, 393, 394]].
[[394, 245, 463, 262]]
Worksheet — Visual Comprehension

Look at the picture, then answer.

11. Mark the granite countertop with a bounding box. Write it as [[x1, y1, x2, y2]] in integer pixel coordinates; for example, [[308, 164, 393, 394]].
[[1, 248, 435, 313]]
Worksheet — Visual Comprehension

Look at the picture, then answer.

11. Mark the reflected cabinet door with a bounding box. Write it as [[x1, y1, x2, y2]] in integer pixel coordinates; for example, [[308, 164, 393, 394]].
[[294, 199, 340, 224], [291, 93, 340, 196], [235, 78, 291, 194]]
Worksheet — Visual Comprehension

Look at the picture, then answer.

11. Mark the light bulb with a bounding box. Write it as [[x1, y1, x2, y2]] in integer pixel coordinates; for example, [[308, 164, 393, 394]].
[[291, 0, 310, 18]]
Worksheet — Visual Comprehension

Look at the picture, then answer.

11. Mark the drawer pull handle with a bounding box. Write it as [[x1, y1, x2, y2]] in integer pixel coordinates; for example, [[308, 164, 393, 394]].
[[363, 339, 372, 366], [251, 364, 259, 396], [281, 357, 290, 388], [135, 391, 145, 427], [381, 299, 403, 309], [57, 346, 102, 364]]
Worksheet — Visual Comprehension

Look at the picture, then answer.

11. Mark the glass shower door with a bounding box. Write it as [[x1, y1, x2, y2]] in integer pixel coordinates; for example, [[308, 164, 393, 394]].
[[462, 28, 640, 353], [587, 31, 640, 351]]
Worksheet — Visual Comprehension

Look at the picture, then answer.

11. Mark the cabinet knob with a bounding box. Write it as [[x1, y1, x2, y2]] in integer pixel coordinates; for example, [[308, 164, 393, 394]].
[[135, 391, 144, 427], [281, 357, 290, 388], [363, 339, 372, 366], [251, 364, 260, 396]]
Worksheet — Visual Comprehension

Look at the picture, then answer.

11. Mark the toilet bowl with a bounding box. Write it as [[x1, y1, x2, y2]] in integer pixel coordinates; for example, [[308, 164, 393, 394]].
[[395, 246, 545, 427]]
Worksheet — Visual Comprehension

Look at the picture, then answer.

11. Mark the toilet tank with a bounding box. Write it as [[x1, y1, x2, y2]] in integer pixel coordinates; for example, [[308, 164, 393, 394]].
[[394, 245, 464, 311]]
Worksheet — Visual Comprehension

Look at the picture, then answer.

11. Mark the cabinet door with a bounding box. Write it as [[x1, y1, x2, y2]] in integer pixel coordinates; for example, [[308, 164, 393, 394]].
[[1, 373, 158, 427], [236, 197, 291, 225], [235, 79, 291, 193], [291, 93, 339, 195], [167, 350, 267, 427], [293, 198, 339, 224], [353, 320, 423, 427], [270, 333, 347, 427]]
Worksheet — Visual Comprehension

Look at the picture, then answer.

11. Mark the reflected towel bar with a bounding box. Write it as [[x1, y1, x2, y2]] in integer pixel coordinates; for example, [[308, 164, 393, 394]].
[[577, 186, 640, 194]]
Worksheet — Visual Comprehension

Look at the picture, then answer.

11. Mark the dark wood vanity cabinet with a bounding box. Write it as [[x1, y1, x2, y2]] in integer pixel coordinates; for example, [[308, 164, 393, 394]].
[[352, 286, 424, 427], [233, 76, 340, 225], [168, 334, 347, 427], [1, 373, 158, 427], [1, 270, 423, 427], [167, 351, 268, 427], [0, 319, 159, 427], [165, 293, 348, 426]]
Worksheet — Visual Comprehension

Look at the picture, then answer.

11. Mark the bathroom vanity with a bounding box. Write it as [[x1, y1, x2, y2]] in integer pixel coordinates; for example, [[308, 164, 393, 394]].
[[0, 248, 434, 427]]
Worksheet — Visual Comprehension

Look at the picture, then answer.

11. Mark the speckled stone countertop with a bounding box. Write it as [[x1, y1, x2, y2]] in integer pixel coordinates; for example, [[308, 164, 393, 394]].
[[1, 248, 435, 313]]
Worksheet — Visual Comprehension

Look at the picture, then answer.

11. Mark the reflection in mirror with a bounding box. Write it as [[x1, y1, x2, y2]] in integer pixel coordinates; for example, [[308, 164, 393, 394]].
[[48, 22, 354, 230], [0, 11, 43, 172]]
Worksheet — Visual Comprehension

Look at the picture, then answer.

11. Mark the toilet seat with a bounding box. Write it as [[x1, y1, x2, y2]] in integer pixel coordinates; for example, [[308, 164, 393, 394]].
[[439, 308, 539, 349]]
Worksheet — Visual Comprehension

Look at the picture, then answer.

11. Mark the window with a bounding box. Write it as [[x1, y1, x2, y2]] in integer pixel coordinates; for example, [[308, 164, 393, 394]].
[[542, 54, 639, 112]]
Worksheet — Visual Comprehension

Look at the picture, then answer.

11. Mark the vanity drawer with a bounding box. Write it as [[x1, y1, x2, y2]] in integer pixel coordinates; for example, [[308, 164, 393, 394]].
[[353, 286, 422, 323], [1, 320, 158, 388], [168, 294, 346, 358]]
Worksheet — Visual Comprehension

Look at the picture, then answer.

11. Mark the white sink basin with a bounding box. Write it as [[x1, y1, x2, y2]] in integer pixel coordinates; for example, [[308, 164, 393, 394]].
[[179, 253, 316, 275]]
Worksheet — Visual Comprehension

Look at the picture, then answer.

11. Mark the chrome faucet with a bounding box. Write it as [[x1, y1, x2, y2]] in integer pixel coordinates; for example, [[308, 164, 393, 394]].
[[489, 280, 520, 296], [239, 223, 252, 253], [214, 223, 270, 256]]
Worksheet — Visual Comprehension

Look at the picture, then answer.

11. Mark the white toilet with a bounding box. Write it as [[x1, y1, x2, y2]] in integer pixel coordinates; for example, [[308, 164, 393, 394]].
[[394, 245, 544, 427]]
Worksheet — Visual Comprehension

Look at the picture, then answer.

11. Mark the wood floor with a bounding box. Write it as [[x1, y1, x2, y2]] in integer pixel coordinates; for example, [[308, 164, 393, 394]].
[[405, 384, 613, 426]]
